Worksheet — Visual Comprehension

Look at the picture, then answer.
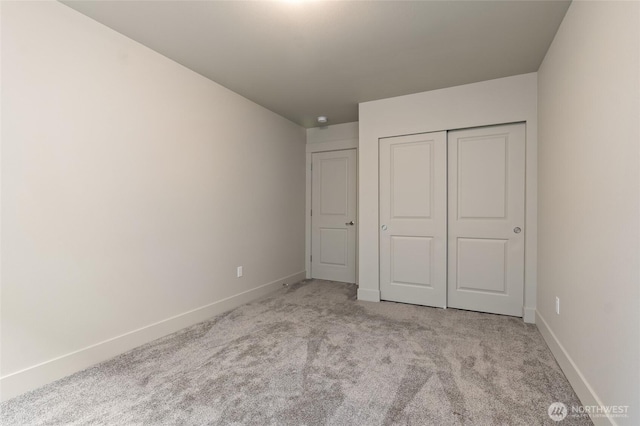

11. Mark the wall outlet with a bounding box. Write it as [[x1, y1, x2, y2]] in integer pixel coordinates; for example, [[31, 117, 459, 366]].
[[555, 297, 560, 315], [237, 266, 243, 278]]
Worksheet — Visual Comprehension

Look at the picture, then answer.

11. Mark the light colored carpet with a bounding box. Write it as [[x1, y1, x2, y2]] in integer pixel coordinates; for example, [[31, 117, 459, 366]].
[[1, 279, 590, 425]]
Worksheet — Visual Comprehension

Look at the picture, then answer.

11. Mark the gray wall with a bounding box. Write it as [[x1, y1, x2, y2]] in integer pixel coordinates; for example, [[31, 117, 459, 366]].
[[1, 1, 305, 398], [537, 1, 639, 424]]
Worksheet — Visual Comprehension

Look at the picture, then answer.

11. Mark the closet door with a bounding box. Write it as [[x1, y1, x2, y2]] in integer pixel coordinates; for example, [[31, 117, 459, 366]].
[[379, 132, 447, 307], [448, 123, 525, 317]]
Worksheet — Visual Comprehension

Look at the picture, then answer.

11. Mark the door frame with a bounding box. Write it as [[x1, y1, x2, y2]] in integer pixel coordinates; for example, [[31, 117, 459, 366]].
[[306, 136, 358, 283]]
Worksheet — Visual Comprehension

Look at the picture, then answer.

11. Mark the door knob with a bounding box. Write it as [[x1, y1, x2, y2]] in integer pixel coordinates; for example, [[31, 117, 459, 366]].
[[345, 221, 354, 226], [514, 227, 522, 234], [381, 224, 387, 231]]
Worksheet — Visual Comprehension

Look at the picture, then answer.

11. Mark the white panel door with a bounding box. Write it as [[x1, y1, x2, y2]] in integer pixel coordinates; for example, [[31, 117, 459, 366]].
[[311, 149, 356, 283], [380, 132, 447, 307], [448, 123, 525, 316]]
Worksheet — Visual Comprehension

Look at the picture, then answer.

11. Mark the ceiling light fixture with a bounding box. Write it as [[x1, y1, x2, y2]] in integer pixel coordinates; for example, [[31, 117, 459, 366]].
[[317, 116, 328, 124]]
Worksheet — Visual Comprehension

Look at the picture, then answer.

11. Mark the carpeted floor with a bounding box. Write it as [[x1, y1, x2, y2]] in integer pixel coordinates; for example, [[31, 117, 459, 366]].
[[1, 279, 591, 425]]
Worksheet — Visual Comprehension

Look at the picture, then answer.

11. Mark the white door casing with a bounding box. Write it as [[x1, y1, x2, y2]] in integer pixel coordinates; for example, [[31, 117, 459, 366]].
[[379, 132, 447, 307], [311, 149, 357, 283], [447, 123, 526, 316]]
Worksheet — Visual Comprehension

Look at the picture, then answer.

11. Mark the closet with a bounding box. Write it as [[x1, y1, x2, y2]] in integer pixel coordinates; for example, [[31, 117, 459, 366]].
[[379, 123, 525, 316]]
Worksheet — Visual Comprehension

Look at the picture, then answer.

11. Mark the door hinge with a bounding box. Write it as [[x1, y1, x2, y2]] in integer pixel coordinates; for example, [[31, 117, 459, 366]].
[[310, 255, 312, 262], [310, 209, 312, 216]]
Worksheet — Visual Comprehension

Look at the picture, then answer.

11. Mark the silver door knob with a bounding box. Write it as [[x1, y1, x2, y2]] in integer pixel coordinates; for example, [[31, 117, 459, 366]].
[[381, 224, 388, 231], [345, 221, 354, 226], [514, 227, 522, 234]]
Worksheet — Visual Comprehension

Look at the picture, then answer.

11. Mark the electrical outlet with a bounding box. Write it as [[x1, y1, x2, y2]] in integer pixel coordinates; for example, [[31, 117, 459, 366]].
[[555, 297, 560, 315], [237, 266, 243, 278]]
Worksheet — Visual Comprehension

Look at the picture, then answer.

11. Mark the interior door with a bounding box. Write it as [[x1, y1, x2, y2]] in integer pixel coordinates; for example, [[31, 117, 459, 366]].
[[311, 149, 357, 283], [447, 123, 525, 316], [379, 132, 447, 307]]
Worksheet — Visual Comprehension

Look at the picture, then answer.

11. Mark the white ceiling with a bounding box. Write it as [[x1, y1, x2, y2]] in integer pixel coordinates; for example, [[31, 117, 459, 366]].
[[61, 1, 570, 128]]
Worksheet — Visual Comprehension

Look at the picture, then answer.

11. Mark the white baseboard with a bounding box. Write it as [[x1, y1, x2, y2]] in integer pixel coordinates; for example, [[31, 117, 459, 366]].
[[357, 287, 380, 302], [536, 311, 614, 426], [523, 307, 536, 324], [0, 270, 306, 402]]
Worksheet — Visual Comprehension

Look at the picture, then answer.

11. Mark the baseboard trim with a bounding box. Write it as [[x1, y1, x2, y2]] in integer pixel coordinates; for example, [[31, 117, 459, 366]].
[[523, 307, 536, 324], [536, 311, 614, 426], [357, 287, 380, 302], [0, 270, 306, 402]]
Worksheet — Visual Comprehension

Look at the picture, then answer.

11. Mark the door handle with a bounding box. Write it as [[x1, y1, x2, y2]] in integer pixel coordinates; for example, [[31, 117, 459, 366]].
[[345, 221, 354, 226], [514, 227, 522, 234], [381, 224, 387, 231]]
